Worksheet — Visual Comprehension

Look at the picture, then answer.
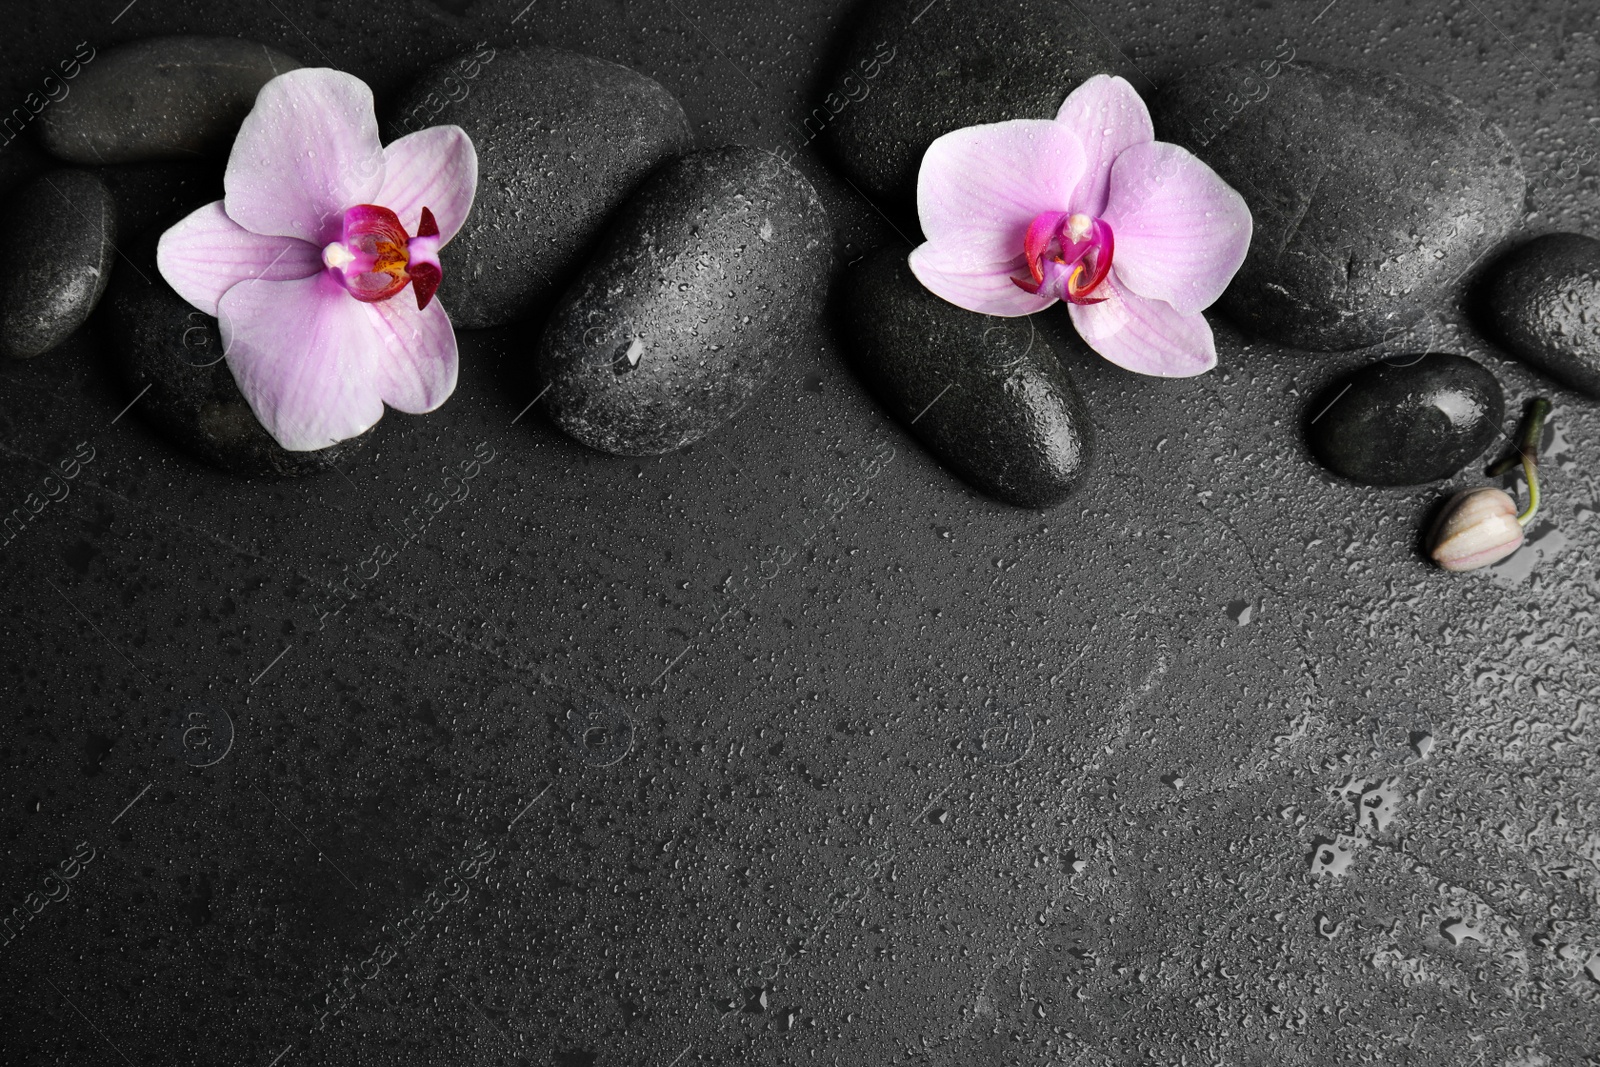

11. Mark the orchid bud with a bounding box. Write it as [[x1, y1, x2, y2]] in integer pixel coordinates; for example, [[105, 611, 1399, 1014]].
[[1426, 397, 1552, 574], [1428, 487, 1525, 572]]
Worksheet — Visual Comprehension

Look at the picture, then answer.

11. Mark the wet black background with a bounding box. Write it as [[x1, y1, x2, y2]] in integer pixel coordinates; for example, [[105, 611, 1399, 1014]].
[[3, 0, 1598, 1064]]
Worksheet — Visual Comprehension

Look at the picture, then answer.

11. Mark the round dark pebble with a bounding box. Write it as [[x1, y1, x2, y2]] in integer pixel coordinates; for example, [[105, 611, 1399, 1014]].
[[103, 227, 367, 478], [389, 45, 692, 330], [1307, 353, 1504, 486], [538, 146, 832, 456], [37, 36, 302, 164], [824, 0, 1123, 207], [0, 169, 116, 360], [1481, 232, 1600, 398], [1155, 62, 1525, 351], [838, 247, 1094, 508]]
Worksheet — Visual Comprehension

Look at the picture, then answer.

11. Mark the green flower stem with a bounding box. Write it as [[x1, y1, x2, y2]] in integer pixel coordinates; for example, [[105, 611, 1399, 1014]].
[[1487, 398, 1551, 527]]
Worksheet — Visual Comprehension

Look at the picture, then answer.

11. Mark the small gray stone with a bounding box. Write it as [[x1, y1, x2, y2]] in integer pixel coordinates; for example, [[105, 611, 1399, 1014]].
[[1481, 233, 1600, 398], [0, 169, 116, 360], [537, 147, 831, 456], [839, 248, 1094, 508], [104, 227, 366, 478], [37, 36, 302, 164], [1155, 63, 1525, 350], [388, 46, 692, 329], [825, 0, 1123, 206], [1307, 354, 1504, 487]]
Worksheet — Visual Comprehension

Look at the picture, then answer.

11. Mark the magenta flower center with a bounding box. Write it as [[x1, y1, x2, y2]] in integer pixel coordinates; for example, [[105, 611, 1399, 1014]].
[[1011, 211, 1113, 305], [321, 204, 443, 310]]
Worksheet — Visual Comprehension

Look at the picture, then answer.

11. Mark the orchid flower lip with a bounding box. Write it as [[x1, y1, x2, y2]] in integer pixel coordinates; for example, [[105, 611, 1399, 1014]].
[[319, 202, 446, 309], [1012, 210, 1114, 305]]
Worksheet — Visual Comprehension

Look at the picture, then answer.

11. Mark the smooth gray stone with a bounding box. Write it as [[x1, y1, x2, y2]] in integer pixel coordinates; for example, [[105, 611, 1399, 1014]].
[[389, 46, 693, 329], [1482, 233, 1600, 398], [1307, 353, 1504, 486], [538, 147, 832, 456], [839, 247, 1094, 508], [0, 169, 116, 360], [1155, 62, 1525, 350], [37, 36, 302, 164]]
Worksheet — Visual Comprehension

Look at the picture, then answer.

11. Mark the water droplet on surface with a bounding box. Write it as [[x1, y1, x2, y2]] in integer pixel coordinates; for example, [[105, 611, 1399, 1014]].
[[1441, 918, 1484, 946], [1310, 834, 1357, 878]]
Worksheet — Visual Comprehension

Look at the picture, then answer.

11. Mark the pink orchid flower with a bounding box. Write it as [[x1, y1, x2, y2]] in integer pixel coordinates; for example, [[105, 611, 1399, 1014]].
[[157, 68, 478, 451], [909, 75, 1251, 377]]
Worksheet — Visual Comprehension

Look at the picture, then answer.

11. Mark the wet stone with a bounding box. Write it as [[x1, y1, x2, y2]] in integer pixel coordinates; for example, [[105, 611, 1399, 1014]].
[[1481, 233, 1600, 399], [389, 45, 692, 329], [1155, 62, 1525, 350], [104, 228, 366, 478], [0, 169, 116, 360], [838, 247, 1094, 508], [538, 147, 832, 456], [1307, 353, 1504, 486], [37, 36, 302, 164], [824, 0, 1122, 206]]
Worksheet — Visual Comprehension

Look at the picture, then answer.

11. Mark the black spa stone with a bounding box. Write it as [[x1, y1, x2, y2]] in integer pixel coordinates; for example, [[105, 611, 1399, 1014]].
[[0, 169, 116, 360], [823, 0, 1123, 207], [389, 46, 693, 329], [838, 247, 1094, 508], [1155, 62, 1525, 351], [537, 146, 831, 456], [36, 36, 302, 164], [1481, 232, 1600, 398], [1307, 353, 1504, 486]]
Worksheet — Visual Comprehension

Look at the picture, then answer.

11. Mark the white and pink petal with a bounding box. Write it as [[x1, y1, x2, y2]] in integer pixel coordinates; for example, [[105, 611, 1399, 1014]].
[[1054, 74, 1155, 217], [916, 119, 1089, 269], [1100, 141, 1252, 315], [216, 273, 387, 451], [224, 68, 386, 246], [156, 201, 323, 317], [377, 125, 478, 246], [363, 296, 459, 414], [1067, 272, 1217, 377], [909, 243, 1057, 318]]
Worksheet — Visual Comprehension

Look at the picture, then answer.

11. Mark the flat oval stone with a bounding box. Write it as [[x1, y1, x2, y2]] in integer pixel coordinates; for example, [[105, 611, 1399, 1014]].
[[1481, 233, 1600, 398], [1155, 63, 1525, 350], [825, 0, 1122, 205], [839, 248, 1094, 508], [37, 36, 302, 164], [1308, 354, 1504, 486], [537, 147, 831, 456], [104, 227, 366, 478], [0, 169, 115, 359], [389, 46, 692, 329]]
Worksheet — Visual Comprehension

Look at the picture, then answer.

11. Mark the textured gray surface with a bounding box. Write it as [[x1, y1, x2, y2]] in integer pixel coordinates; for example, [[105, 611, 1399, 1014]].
[[2, 0, 1599, 1065]]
